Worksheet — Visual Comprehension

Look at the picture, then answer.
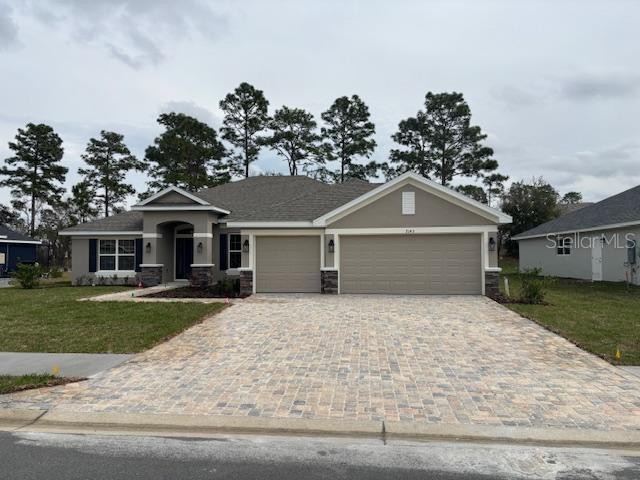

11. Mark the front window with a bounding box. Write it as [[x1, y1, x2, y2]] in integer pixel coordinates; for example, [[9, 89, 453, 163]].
[[99, 239, 136, 271], [556, 237, 572, 256], [229, 234, 242, 269]]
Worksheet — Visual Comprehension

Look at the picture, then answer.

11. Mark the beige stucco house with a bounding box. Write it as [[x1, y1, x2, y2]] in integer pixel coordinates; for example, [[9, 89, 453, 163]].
[[60, 172, 511, 296]]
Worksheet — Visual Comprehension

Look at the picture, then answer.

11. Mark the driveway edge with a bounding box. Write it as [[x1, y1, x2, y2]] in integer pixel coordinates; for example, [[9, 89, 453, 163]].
[[4, 410, 640, 448]]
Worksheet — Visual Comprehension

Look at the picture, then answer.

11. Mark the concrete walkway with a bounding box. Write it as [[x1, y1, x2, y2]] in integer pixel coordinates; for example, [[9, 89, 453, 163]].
[[0, 353, 133, 378], [623, 366, 640, 378], [79, 283, 232, 304]]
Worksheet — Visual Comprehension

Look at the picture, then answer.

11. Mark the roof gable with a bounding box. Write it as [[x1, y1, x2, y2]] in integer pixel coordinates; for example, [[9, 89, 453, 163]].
[[132, 186, 230, 214], [313, 172, 511, 226]]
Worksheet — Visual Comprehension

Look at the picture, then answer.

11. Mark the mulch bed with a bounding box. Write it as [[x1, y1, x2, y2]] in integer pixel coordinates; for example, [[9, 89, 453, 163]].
[[143, 286, 249, 299]]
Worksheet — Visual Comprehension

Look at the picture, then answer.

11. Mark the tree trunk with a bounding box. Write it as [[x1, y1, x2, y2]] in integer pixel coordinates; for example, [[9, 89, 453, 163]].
[[104, 186, 109, 218], [30, 163, 37, 237]]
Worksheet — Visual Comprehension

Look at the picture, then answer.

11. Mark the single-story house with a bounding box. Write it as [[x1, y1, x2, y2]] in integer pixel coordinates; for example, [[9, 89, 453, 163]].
[[514, 185, 640, 285], [0, 224, 40, 277], [59, 172, 511, 296]]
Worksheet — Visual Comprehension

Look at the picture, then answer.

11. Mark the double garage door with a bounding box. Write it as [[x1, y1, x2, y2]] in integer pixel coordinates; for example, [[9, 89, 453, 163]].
[[255, 234, 481, 295]]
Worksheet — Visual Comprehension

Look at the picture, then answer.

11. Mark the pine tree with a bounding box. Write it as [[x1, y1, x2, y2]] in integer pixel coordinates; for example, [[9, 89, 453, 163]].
[[219, 82, 269, 178], [321, 95, 377, 182], [263, 107, 322, 176], [79, 131, 144, 217], [0, 123, 67, 236], [389, 92, 497, 185], [145, 113, 229, 191]]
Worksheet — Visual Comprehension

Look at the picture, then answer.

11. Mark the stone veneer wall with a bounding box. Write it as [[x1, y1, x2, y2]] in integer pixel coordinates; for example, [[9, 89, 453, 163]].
[[141, 266, 163, 287], [240, 270, 253, 296], [321, 269, 338, 294], [191, 265, 215, 287], [484, 271, 500, 297]]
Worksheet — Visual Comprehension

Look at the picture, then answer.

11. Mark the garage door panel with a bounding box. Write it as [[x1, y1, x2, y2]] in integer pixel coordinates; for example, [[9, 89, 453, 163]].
[[256, 236, 320, 293], [340, 234, 481, 294]]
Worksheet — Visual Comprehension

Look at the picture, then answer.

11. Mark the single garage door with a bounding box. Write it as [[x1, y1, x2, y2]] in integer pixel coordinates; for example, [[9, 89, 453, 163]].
[[256, 236, 321, 293], [340, 234, 481, 294]]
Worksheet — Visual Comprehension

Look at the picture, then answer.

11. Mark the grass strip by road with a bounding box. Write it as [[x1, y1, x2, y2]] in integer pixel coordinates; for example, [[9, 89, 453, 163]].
[[0, 285, 225, 353], [500, 270, 640, 365], [0, 374, 82, 395]]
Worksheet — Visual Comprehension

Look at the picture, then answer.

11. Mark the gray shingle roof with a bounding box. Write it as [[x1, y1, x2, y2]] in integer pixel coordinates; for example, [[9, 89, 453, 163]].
[[513, 185, 640, 239], [0, 224, 37, 242], [61, 176, 381, 232], [62, 211, 143, 233]]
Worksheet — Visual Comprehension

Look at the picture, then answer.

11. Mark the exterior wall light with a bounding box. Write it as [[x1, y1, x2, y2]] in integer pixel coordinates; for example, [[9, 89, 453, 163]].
[[242, 239, 250, 253], [328, 239, 335, 253], [488, 237, 496, 251], [197, 242, 203, 254], [145, 242, 152, 254]]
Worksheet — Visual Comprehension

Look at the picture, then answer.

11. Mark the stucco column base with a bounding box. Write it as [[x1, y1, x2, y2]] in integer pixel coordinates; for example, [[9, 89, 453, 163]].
[[321, 269, 338, 294], [191, 265, 215, 287], [484, 271, 500, 297], [140, 265, 163, 287], [239, 270, 253, 296]]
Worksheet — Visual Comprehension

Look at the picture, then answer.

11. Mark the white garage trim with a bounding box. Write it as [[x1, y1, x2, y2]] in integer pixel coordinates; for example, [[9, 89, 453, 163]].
[[325, 226, 497, 236], [240, 229, 323, 236]]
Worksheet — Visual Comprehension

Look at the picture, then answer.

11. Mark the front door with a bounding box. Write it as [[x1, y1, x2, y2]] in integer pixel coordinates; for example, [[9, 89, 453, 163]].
[[591, 236, 603, 281], [175, 238, 193, 280]]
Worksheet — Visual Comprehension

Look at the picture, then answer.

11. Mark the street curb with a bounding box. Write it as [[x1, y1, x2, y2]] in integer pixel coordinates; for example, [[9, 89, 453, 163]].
[[3, 410, 639, 448], [0, 409, 46, 429], [29, 411, 382, 437], [383, 421, 640, 448]]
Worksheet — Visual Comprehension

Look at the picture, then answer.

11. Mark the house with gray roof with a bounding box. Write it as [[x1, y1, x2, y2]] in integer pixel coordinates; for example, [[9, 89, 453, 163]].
[[60, 172, 511, 296], [0, 225, 40, 277], [513, 185, 640, 284]]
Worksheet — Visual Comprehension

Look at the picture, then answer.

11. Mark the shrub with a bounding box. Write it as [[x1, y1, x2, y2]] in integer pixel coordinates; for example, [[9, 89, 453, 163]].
[[518, 268, 549, 304], [48, 266, 63, 278], [11, 263, 42, 289]]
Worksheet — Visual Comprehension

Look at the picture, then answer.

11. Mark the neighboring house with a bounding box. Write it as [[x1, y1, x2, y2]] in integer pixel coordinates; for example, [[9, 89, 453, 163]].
[[514, 185, 640, 285], [59, 172, 511, 296], [0, 225, 40, 277]]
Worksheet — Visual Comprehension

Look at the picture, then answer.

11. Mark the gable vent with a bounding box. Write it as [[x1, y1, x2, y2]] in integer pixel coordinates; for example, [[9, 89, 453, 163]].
[[402, 191, 415, 215]]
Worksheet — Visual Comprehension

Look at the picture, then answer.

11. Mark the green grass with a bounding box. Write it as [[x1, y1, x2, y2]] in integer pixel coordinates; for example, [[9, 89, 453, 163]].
[[499, 269, 640, 365], [0, 374, 79, 395], [0, 285, 225, 353]]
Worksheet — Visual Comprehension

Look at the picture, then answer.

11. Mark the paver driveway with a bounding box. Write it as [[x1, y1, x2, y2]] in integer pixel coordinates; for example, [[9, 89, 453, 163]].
[[3, 295, 640, 431]]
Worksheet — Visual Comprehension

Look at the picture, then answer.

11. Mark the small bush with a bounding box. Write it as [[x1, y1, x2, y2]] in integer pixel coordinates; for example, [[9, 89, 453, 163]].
[[11, 263, 42, 289], [48, 266, 63, 278], [518, 268, 550, 304]]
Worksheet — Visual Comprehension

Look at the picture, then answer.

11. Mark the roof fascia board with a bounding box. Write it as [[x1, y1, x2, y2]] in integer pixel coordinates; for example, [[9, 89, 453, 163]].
[[0, 239, 42, 244], [134, 186, 210, 206], [225, 221, 315, 228], [313, 172, 511, 226], [514, 220, 640, 240], [131, 205, 230, 214], [58, 231, 143, 236]]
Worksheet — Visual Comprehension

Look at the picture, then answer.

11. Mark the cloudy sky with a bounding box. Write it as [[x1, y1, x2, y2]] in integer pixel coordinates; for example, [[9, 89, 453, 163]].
[[0, 0, 638, 207]]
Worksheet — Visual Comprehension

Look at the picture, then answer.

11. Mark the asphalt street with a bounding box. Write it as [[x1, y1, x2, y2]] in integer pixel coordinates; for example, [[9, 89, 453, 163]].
[[1, 431, 639, 479]]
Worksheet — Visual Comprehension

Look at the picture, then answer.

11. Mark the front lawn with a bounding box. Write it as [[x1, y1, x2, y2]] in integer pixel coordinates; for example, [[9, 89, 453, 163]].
[[0, 285, 225, 353], [500, 271, 640, 365], [0, 374, 81, 395]]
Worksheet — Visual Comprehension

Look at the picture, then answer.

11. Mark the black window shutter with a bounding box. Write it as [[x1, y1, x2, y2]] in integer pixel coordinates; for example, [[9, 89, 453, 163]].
[[219, 234, 228, 271], [89, 239, 97, 273], [135, 238, 143, 272]]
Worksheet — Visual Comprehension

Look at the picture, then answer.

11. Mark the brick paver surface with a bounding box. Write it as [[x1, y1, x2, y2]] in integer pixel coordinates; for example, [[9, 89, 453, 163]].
[[3, 295, 640, 431]]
